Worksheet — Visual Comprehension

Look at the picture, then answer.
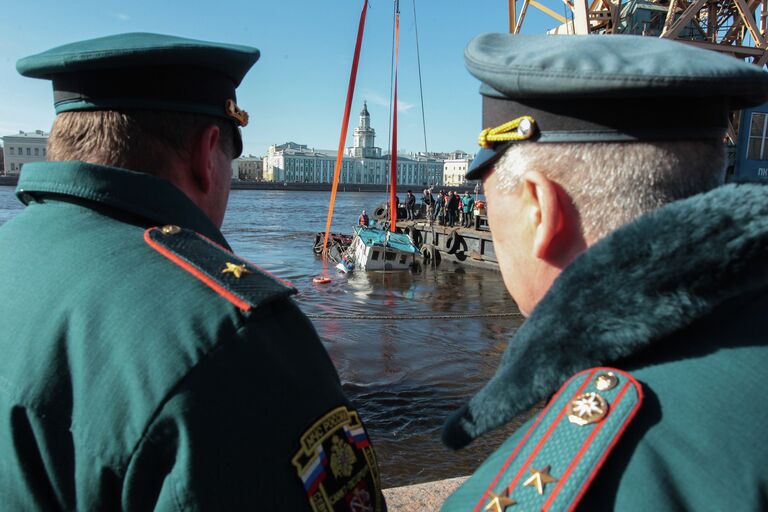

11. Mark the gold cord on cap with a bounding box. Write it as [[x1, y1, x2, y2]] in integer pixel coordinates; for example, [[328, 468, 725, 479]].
[[478, 116, 536, 148]]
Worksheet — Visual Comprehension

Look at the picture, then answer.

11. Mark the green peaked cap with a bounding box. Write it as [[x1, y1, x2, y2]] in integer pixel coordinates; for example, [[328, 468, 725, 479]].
[[17, 32, 261, 157], [464, 33, 768, 179]]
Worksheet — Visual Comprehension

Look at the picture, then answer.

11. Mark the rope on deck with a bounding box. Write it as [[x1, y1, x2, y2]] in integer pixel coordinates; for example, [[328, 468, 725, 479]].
[[305, 311, 523, 321]]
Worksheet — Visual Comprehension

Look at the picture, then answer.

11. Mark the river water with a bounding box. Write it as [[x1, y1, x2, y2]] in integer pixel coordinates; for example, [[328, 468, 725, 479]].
[[0, 185, 527, 488]]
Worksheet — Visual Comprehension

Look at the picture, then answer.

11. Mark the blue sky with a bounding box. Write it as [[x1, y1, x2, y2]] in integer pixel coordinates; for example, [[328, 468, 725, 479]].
[[0, 0, 555, 156]]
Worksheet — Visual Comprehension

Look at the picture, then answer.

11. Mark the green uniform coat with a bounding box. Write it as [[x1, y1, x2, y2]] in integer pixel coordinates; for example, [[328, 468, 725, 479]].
[[442, 183, 768, 510], [0, 161, 384, 511]]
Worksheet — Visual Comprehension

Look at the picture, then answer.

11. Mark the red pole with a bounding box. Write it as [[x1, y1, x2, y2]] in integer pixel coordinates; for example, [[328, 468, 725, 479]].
[[322, 0, 369, 259]]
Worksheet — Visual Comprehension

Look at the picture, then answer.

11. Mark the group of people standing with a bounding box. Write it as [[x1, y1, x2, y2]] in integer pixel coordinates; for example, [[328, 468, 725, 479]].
[[362, 188, 476, 229], [423, 188, 475, 227]]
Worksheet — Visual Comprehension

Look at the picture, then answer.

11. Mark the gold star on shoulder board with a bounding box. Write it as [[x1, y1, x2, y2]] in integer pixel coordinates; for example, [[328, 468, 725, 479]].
[[222, 262, 250, 279], [484, 490, 517, 511], [523, 465, 558, 495]]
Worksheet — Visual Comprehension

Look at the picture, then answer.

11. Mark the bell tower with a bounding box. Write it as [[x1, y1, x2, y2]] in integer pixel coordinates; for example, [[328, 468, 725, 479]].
[[348, 101, 381, 158]]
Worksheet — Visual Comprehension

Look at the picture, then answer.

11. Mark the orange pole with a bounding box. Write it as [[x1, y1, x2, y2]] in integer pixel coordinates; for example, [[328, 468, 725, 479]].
[[389, 10, 400, 232], [322, 0, 369, 259]]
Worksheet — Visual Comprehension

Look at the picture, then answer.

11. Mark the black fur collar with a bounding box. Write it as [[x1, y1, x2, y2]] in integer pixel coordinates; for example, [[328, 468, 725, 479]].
[[443, 183, 768, 449]]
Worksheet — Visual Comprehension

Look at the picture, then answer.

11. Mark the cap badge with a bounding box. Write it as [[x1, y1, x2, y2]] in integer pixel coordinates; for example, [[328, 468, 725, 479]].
[[225, 99, 249, 127], [222, 262, 250, 279], [160, 224, 181, 235], [568, 392, 608, 426], [478, 116, 536, 149]]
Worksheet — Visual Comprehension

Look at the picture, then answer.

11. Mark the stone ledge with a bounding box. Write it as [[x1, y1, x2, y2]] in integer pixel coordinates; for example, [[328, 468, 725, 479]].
[[383, 476, 468, 511]]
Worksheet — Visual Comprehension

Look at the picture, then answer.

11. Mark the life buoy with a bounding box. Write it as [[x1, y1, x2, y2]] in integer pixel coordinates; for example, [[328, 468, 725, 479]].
[[313, 276, 331, 284]]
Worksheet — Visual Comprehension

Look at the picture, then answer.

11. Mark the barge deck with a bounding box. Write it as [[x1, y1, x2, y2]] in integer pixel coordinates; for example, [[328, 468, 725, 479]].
[[395, 217, 498, 271]]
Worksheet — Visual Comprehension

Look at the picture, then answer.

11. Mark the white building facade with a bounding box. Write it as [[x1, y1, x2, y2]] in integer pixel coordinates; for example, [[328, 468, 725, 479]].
[[264, 104, 444, 186], [443, 151, 474, 187], [2, 130, 49, 176], [233, 156, 264, 181]]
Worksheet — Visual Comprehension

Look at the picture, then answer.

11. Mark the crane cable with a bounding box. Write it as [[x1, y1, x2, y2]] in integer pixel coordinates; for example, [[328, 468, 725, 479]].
[[321, 0, 370, 264], [389, 1, 401, 232], [412, 0, 429, 171]]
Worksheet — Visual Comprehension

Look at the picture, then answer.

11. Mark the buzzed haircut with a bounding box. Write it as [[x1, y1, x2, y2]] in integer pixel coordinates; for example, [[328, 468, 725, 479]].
[[48, 110, 236, 177], [495, 140, 726, 242]]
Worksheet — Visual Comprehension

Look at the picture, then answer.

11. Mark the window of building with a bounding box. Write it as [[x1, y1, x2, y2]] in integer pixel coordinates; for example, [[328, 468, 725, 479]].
[[748, 112, 768, 160], [34, 148, 39, 156], [27, 148, 31, 156], [9, 147, 13, 156]]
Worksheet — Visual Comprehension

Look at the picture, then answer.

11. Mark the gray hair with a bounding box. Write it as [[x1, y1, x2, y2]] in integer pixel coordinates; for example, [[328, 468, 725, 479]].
[[494, 140, 726, 241]]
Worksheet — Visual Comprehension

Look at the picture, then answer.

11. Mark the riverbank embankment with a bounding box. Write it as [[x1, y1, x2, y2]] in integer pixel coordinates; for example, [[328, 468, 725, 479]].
[[0, 175, 477, 194], [384, 476, 468, 510], [230, 181, 477, 194]]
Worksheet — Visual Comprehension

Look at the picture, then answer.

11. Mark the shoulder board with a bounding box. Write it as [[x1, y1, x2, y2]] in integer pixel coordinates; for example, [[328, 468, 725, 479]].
[[473, 367, 643, 512], [144, 225, 296, 312]]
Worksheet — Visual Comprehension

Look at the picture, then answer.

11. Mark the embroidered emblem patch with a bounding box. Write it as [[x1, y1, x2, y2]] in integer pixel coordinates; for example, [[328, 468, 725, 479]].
[[293, 406, 382, 512]]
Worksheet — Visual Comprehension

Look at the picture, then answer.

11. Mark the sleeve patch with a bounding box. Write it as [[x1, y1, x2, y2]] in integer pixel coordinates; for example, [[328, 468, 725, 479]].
[[473, 367, 643, 512], [292, 406, 384, 512], [144, 226, 296, 312]]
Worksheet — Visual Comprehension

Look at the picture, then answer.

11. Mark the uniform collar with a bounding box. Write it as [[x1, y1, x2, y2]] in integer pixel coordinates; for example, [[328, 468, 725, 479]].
[[16, 160, 230, 249], [444, 183, 768, 449]]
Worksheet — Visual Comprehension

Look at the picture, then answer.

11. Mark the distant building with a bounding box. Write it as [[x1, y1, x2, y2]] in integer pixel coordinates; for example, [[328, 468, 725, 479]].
[[264, 104, 444, 186], [0, 145, 4, 175], [2, 130, 49, 176], [234, 155, 264, 181], [443, 151, 474, 187]]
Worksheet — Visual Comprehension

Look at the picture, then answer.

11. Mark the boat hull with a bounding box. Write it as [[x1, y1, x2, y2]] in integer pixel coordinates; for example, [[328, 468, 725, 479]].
[[350, 227, 418, 271]]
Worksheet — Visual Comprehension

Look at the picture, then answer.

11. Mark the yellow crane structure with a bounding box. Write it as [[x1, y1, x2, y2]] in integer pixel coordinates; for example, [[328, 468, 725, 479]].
[[507, 0, 768, 142]]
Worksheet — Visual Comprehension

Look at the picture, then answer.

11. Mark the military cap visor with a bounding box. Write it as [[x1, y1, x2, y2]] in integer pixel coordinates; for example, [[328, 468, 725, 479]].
[[17, 33, 260, 157], [464, 33, 768, 180]]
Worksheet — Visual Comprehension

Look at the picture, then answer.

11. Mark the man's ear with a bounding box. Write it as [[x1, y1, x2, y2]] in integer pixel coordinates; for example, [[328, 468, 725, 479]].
[[189, 125, 221, 194], [520, 170, 563, 260]]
